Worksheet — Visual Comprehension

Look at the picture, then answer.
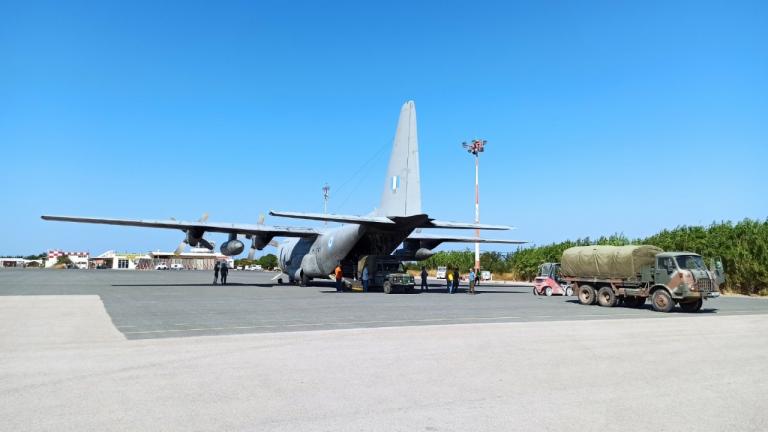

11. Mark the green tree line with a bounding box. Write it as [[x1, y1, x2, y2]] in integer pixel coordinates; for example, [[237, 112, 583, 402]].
[[419, 218, 768, 295], [234, 253, 278, 270]]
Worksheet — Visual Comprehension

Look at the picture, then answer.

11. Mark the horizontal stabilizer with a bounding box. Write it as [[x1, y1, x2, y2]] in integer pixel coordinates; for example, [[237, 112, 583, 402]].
[[41, 215, 319, 238], [407, 233, 527, 249], [424, 220, 513, 230], [269, 210, 395, 226]]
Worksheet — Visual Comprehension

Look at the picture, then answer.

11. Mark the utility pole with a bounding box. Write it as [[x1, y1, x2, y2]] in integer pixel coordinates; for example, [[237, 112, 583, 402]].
[[462, 139, 486, 272], [322, 183, 330, 225]]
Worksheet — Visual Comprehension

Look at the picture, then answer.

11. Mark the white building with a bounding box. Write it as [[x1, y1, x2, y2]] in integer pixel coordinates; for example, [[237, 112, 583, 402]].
[[89, 248, 233, 270], [45, 250, 89, 269]]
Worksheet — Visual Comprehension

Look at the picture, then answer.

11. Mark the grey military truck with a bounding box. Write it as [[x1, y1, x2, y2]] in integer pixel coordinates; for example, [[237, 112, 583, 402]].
[[562, 245, 725, 312], [358, 255, 415, 294]]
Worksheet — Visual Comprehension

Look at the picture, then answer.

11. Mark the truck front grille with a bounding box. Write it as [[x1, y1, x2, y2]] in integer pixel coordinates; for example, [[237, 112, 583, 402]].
[[696, 278, 713, 292]]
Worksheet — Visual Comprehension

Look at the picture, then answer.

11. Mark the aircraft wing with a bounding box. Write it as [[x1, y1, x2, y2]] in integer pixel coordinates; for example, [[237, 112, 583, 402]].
[[270, 210, 513, 231], [40, 215, 319, 238], [406, 233, 527, 249], [269, 210, 396, 226]]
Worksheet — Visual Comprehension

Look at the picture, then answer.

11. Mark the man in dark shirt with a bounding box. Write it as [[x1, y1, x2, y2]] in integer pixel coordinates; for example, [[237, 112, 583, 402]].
[[213, 261, 220, 285], [453, 269, 460, 294], [220, 262, 229, 285], [420, 266, 428, 292]]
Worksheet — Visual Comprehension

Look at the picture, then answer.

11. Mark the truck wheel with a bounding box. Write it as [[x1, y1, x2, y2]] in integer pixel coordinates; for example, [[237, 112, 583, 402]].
[[578, 285, 596, 305], [544, 286, 553, 297], [597, 286, 617, 307], [565, 286, 574, 297], [383, 281, 393, 294], [679, 299, 703, 312], [651, 290, 675, 313], [623, 296, 645, 308]]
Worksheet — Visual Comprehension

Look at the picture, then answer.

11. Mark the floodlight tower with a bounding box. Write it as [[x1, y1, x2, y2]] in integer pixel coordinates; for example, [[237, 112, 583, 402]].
[[322, 183, 330, 225], [462, 139, 487, 272]]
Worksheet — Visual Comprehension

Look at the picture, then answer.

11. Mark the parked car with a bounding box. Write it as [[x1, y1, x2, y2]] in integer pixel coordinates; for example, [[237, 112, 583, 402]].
[[170, 263, 184, 270], [155, 263, 168, 270], [480, 270, 492, 281]]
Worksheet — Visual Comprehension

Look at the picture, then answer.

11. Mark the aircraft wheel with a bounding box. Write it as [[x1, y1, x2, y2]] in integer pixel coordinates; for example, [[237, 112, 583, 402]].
[[544, 286, 553, 297], [651, 289, 675, 313], [578, 285, 596, 305], [597, 286, 617, 307], [565, 286, 574, 297], [383, 281, 393, 294], [300, 273, 310, 287], [532, 287, 538, 296]]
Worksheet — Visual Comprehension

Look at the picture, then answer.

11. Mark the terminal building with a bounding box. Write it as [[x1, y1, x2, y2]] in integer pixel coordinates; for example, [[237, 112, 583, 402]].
[[89, 248, 233, 270]]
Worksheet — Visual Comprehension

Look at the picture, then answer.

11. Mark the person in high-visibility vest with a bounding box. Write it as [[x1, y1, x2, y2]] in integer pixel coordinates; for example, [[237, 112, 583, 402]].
[[334, 264, 343, 292], [447, 270, 454, 294]]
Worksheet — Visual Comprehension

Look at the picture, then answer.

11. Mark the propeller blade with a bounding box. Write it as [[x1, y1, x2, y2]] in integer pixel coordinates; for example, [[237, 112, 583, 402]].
[[174, 240, 186, 255], [269, 240, 279, 247], [258, 214, 265, 225], [199, 213, 209, 223], [247, 248, 256, 260]]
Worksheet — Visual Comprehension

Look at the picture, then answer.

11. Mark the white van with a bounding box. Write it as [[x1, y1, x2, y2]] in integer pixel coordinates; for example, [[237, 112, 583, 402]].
[[436, 266, 447, 279]]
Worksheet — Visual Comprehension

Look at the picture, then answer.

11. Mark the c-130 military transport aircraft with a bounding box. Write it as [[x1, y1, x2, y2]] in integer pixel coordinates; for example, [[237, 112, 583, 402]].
[[43, 101, 525, 286]]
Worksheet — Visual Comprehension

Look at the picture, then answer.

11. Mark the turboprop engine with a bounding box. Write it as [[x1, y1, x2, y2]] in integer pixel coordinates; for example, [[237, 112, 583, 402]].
[[220, 234, 244, 256], [414, 248, 435, 261], [394, 247, 435, 261]]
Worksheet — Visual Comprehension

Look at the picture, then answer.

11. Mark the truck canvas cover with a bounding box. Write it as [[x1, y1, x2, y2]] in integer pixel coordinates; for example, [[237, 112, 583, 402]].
[[561, 245, 663, 279]]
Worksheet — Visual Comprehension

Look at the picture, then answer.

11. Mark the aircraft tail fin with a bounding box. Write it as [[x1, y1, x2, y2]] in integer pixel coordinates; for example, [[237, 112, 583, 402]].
[[376, 100, 421, 217]]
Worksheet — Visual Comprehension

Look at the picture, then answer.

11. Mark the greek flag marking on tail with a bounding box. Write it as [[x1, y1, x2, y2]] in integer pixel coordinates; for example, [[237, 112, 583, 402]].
[[391, 175, 399, 193]]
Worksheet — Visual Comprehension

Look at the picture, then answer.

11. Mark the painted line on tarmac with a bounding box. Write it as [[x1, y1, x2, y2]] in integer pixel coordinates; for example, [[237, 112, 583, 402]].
[[123, 316, 525, 335]]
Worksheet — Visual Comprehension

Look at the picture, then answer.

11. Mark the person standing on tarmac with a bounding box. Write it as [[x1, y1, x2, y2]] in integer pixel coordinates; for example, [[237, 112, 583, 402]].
[[420, 266, 428, 292], [453, 268, 460, 294], [334, 263, 343, 292], [213, 261, 220, 285], [362, 265, 369, 293], [468, 268, 476, 295], [220, 261, 229, 285]]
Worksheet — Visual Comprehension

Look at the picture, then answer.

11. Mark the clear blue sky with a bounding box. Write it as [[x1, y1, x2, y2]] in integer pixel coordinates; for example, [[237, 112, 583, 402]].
[[1, 0, 766, 256]]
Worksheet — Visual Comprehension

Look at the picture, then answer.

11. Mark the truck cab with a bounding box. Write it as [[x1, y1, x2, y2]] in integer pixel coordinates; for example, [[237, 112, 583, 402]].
[[650, 252, 722, 311]]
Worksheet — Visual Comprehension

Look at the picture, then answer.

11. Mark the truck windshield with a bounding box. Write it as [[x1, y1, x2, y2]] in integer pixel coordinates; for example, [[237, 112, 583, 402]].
[[380, 262, 401, 272], [676, 255, 706, 270]]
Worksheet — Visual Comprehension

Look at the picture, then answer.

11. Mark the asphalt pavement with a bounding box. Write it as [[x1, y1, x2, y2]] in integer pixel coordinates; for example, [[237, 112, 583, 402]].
[[1, 269, 766, 339], [1, 269, 767, 431]]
